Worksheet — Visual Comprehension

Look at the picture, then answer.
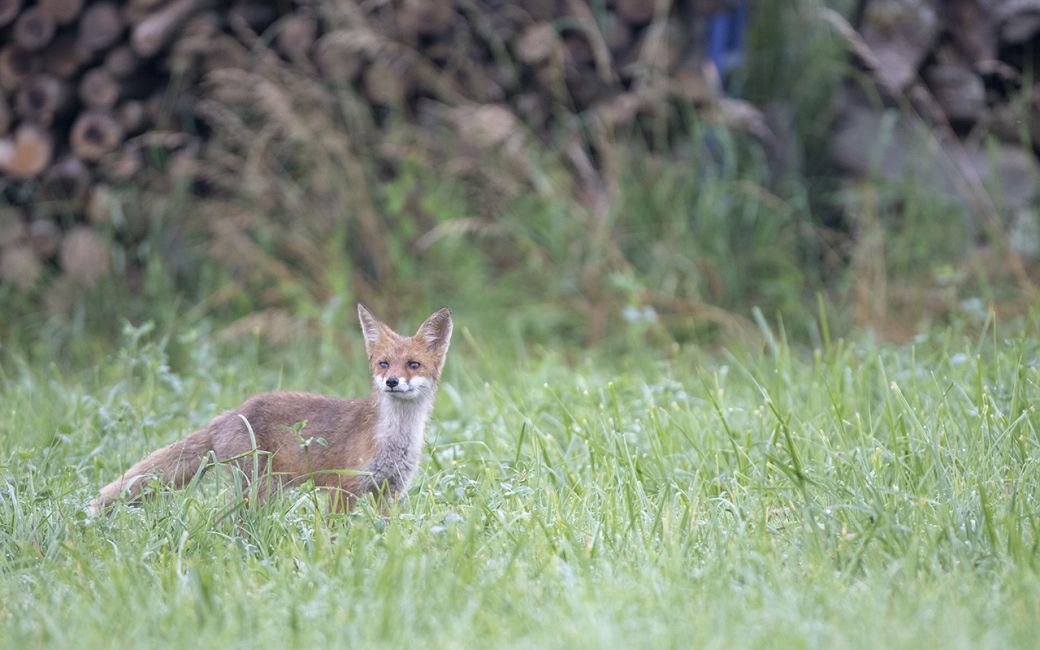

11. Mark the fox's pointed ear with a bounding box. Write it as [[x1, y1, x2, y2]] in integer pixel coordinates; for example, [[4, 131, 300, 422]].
[[358, 304, 392, 355], [416, 307, 453, 361]]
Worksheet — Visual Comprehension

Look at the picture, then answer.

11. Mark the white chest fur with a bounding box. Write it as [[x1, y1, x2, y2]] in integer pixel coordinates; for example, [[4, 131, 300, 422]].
[[366, 394, 432, 495]]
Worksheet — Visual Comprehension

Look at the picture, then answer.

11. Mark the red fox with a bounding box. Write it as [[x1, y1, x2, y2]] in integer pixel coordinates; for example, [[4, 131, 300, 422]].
[[89, 304, 453, 514]]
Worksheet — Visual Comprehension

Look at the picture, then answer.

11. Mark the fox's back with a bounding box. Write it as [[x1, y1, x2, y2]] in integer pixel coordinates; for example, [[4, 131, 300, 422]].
[[210, 391, 378, 479]]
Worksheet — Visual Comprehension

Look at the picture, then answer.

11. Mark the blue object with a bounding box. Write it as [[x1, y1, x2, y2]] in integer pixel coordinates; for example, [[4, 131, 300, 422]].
[[707, 0, 750, 92]]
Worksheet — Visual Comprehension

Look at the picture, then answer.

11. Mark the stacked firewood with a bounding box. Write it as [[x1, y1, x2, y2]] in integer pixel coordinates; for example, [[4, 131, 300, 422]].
[[0, 0, 744, 293], [0, 0, 225, 289], [831, 0, 1040, 258]]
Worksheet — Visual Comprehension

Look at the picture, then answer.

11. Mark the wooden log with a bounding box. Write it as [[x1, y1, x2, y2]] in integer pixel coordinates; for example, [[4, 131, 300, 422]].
[[132, 0, 211, 58], [125, 0, 187, 25], [40, 154, 90, 202], [121, 0, 151, 25], [925, 47, 985, 123], [523, 0, 558, 21], [0, 46, 39, 91], [673, 59, 718, 103], [395, 0, 455, 43], [0, 93, 10, 135], [78, 2, 125, 53], [70, 110, 124, 161], [994, 0, 1040, 43], [41, 33, 90, 78], [28, 218, 61, 258], [564, 32, 593, 69], [180, 10, 222, 42], [314, 33, 363, 85], [0, 243, 42, 290], [60, 226, 110, 287], [229, 0, 276, 33], [615, 0, 656, 25], [15, 73, 71, 126], [605, 15, 632, 54], [128, 0, 165, 12], [14, 5, 57, 51], [0, 0, 21, 28], [39, 0, 83, 25], [0, 123, 53, 179], [169, 137, 199, 180], [275, 12, 318, 65], [424, 39, 452, 65], [169, 10, 222, 74], [948, 0, 996, 62], [143, 93, 165, 125], [200, 34, 251, 74], [79, 67, 121, 109], [516, 23, 562, 66], [0, 206, 26, 246], [363, 59, 410, 108], [858, 0, 939, 91], [449, 104, 519, 150], [103, 45, 139, 78]]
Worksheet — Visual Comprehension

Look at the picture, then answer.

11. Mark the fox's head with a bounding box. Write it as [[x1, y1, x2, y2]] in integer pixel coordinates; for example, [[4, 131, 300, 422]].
[[358, 304, 453, 402]]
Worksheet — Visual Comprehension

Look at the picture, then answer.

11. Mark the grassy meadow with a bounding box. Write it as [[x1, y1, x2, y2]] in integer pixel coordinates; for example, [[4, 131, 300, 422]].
[[1, 308, 1038, 648], [3, 1, 1040, 646]]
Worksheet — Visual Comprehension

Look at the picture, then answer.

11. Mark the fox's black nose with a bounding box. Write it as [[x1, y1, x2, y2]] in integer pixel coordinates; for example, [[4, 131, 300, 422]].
[[385, 376, 399, 389]]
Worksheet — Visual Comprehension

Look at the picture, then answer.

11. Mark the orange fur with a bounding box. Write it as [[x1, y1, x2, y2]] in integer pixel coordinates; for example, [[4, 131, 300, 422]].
[[90, 305, 452, 513]]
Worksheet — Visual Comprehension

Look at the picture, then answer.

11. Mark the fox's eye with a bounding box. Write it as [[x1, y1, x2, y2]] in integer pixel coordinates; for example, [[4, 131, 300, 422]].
[[407, 361, 421, 370], [379, 361, 389, 369]]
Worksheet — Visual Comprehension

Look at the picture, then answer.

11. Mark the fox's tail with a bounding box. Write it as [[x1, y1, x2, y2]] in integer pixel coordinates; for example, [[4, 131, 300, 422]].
[[90, 427, 214, 514]]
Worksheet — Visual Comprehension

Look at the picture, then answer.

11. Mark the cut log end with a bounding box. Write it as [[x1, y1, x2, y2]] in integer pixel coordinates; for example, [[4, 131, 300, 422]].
[[70, 111, 124, 161], [229, 0, 276, 33], [275, 12, 318, 64], [0, 45, 40, 90], [0, 244, 42, 290], [15, 73, 71, 126], [0, 207, 27, 247], [77, 2, 125, 52], [0, 0, 23, 28], [41, 155, 90, 203], [314, 34, 362, 85], [14, 6, 57, 51], [39, 0, 84, 25], [41, 34, 90, 79], [0, 124, 54, 179], [28, 218, 62, 258], [0, 94, 10, 135], [132, 0, 210, 58], [79, 67, 121, 109], [615, 0, 656, 25], [59, 227, 111, 287]]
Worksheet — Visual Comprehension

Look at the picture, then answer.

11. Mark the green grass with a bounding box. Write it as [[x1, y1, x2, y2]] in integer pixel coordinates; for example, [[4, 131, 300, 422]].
[[1, 311, 1039, 649]]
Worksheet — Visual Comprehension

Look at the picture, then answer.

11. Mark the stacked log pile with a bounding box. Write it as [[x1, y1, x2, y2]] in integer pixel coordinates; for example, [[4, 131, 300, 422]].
[[831, 0, 1040, 258], [0, 0, 749, 295]]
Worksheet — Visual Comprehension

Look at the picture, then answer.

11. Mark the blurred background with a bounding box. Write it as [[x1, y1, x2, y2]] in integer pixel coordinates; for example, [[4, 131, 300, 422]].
[[0, 0, 1037, 360]]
